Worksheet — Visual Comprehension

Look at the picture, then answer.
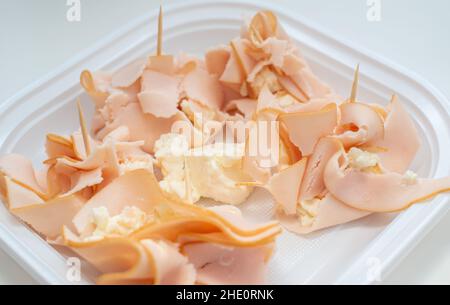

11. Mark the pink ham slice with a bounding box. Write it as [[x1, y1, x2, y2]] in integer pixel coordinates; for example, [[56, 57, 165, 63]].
[[290, 69, 332, 100], [2, 177, 45, 209], [96, 102, 185, 153], [373, 96, 421, 173], [46, 134, 77, 160], [111, 58, 147, 88], [279, 103, 338, 156], [141, 239, 196, 284], [334, 102, 384, 147], [299, 137, 342, 201], [72, 169, 169, 234], [256, 85, 280, 113], [205, 45, 231, 76], [281, 51, 306, 76], [0, 154, 46, 196], [11, 194, 85, 239], [102, 126, 130, 142], [182, 242, 271, 285], [278, 75, 309, 102], [230, 38, 257, 77], [324, 149, 450, 212], [80, 70, 111, 108], [62, 227, 154, 285], [138, 70, 180, 118], [60, 167, 103, 196], [219, 51, 244, 91], [182, 68, 224, 110], [277, 193, 370, 234], [265, 158, 307, 215], [224, 98, 256, 118]]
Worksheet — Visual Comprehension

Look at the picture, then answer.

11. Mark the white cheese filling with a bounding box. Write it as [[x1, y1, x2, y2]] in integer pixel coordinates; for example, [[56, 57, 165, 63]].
[[154, 133, 253, 205]]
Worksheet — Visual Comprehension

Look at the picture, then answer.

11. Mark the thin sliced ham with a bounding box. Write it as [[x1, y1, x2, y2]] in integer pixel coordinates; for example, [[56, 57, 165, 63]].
[[111, 58, 147, 88], [182, 242, 272, 285], [219, 51, 244, 90], [72, 169, 169, 234], [373, 95, 420, 173], [205, 45, 230, 76], [11, 194, 85, 239], [141, 239, 196, 284], [61, 167, 103, 196], [2, 177, 45, 209], [62, 227, 154, 285], [230, 38, 257, 77], [182, 67, 224, 110], [96, 102, 185, 153], [139, 70, 180, 118], [46, 133, 77, 160], [279, 103, 338, 156], [277, 193, 370, 234], [80, 70, 110, 108], [0, 154, 46, 196], [224, 98, 256, 119], [324, 148, 450, 212], [299, 137, 342, 201], [334, 102, 384, 147], [265, 158, 307, 215]]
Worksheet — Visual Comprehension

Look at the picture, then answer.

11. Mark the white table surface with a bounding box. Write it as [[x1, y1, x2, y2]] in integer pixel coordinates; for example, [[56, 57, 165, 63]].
[[0, 0, 449, 284]]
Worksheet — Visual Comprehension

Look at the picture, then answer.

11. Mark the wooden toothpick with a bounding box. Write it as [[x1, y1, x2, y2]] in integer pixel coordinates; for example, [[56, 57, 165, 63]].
[[76, 99, 91, 156], [156, 5, 163, 56], [349, 63, 360, 103]]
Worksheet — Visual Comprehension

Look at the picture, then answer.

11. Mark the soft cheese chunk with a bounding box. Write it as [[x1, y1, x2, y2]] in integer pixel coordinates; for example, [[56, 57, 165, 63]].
[[154, 133, 253, 204], [296, 198, 321, 227], [154, 133, 198, 202], [186, 142, 253, 205], [347, 147, 380, 170], [86, 206, 148, 240]]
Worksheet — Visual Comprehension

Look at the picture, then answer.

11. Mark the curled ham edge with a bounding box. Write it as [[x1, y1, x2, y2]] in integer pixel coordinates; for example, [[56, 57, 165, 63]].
[[324, 146, 450, 213], [65, 169, 279, 283]]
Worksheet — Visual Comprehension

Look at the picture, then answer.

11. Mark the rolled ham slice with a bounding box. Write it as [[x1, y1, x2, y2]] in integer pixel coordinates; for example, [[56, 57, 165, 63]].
[[299, 137, 342, 201], [334, 102, 384, 147], [324, 148, 450, 212]]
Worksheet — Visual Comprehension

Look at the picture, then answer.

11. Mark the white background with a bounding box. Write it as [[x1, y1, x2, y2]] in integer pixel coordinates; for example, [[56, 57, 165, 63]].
[[0, 0, 449, 284]]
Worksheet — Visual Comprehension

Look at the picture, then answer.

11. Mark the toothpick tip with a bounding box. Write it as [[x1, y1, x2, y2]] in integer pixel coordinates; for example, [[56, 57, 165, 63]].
[[349, 63, 360, 103], [156, 5, 163, 56], [76, 99, 91, 156]]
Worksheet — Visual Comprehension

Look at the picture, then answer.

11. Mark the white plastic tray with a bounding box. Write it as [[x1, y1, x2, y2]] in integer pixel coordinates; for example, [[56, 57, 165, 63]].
[[1, 0, 449, 285]]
